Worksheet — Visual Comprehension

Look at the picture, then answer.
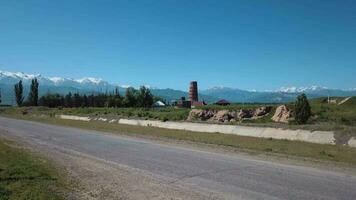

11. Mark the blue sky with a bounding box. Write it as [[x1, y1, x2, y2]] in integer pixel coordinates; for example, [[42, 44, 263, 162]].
[[0, 0, 355, 90]]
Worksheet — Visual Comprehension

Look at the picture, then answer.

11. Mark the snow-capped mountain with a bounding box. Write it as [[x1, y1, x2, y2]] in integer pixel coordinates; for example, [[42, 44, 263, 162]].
[[201, 85, 356, 103], [0, 70, 355, 105], [0, 71, 120, 105], [0, 71, 40, 80], [201, 87, 298, 103], [0, 71, 111, 89], [277, 86, 328, 93], [345, 88, 356, 91]]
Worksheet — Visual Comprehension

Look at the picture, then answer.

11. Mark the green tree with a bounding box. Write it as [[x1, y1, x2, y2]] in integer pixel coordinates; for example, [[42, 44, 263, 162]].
[[28, 78, 39, 106], [124, 87, 137, 107], [88, 94, 95, 107], [82, 94, 89, 107], [14, 80, 24, 106], [114, 87, 120, 97], [0, 88, 2, 104], [137, 86, 153, 108], [106, 94, 115, 108], [294, 93, 311, 124], [39, 93, 64, 108], [73, 92, 82, 107], [64, 92, 73, 107]]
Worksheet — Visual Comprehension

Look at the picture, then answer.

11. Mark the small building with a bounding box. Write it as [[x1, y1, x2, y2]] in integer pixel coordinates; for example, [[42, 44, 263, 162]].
[[173, 97, 192, 108], [153, 101, 166, 108], [215, 99, 230, 106], [191, 101, 207, 108]]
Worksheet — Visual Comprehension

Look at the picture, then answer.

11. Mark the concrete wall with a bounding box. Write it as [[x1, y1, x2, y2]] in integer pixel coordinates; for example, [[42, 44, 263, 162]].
[[56, 115, 338, 146], [118, 119, 336, 145], [348, 137, 356, 148], [57, 115, 91, 121]]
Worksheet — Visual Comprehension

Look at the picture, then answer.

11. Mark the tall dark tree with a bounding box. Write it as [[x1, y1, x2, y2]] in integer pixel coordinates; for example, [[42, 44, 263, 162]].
[[14, 80, 24, 106], [115, 87, 120, 97], [88, 94, 95, 107], [82, 94, 89, 107], [294, 93, 311, 124], [0, 88, 2, 104], [73, 92, 82, 107], [28, 78, 39, 106], [137, 86, 153, 108], [64, 92, 73, 107], [124, 87, 137, 107], [39, 93, 64, 108]]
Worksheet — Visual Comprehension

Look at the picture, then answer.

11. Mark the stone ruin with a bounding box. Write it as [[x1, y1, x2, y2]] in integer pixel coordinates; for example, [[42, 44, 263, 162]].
[[187, 106, 273, 123]]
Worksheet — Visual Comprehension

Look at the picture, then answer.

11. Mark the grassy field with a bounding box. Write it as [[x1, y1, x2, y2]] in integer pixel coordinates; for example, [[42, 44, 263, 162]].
[[1, 97, 355, 136], [2, 113, 356, 166], [3, 96, 356, 125], [0, 139, 67, 200], [9, 106, 191, 122]]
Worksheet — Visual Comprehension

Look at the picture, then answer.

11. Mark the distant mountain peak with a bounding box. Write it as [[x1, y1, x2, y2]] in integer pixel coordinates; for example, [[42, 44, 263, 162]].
[[49, 77, 66, 83], [206, 86, 235, 91], [120, 85, 131, 88], [0, 70, 108, 86], [345, 88, 356, 91], [0, 71, 41, 80], [76, 77, 104, 85], [277, 86, 328, 93], [209, 86, 228, 90]]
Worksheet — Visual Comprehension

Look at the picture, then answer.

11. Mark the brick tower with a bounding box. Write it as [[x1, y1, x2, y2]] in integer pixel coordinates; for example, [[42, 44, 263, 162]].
[[189, 81, 198, 102]]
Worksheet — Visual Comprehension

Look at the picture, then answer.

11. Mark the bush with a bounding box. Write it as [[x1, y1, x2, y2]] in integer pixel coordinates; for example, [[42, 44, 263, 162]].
[[294, 93, 311, 124], [160, 115, 169, 122]]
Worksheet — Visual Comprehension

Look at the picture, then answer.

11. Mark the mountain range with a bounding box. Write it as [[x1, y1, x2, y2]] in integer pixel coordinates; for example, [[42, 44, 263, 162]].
[[1, 71, 355, 105]]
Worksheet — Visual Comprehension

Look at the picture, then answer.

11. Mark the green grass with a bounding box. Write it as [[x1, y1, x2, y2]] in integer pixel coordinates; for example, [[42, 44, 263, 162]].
[[0, 139, 67, 200], [3, 113, 356, 166], [308, 97, 356, 125], [1, 95, 356, 140], [2, 96, 355, 127], [11, 107, 191, 122]]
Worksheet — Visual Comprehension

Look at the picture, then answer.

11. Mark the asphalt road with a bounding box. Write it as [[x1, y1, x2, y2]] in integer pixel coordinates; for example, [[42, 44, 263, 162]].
[[0, 117, 355, 200]]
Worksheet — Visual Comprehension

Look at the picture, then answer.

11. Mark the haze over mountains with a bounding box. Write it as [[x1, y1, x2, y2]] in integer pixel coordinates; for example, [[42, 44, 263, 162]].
[[1, 71, 355, 105]]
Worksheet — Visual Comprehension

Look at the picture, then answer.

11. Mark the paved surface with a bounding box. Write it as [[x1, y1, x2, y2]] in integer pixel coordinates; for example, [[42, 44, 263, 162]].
[[0, 117, 355, 200]]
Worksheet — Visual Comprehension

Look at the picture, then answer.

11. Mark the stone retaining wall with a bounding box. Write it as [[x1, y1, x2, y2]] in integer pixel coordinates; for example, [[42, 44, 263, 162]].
[[57, 115, 356, 148], [348, 137, 356, 148], [57, 114, 91, 121], [55, 115, 343, 146], [118, 119, 336, 145]]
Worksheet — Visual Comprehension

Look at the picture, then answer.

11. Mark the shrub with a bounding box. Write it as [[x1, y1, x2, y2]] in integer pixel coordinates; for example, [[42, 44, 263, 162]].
[[160, 115, 169, 122], [294, 93, 311, 124]]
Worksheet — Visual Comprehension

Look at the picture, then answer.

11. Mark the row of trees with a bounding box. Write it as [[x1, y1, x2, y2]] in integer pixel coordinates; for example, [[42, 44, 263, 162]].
[[39, 86, 155, 108], [13, 79, 156, 108], [14, 79, 39, 107]]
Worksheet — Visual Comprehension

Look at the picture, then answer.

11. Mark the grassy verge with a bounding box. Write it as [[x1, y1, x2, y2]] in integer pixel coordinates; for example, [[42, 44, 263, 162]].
[[3, 113, 356, 166], [0, 139, 67, 200]]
